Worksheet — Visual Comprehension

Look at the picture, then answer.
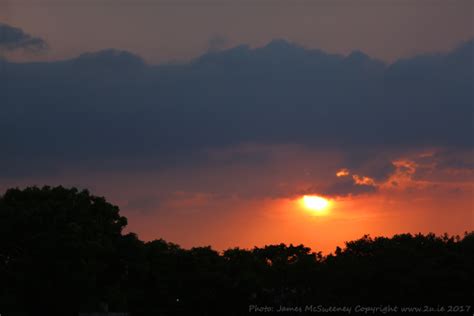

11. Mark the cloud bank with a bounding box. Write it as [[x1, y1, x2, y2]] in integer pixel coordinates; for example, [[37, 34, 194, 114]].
[[0, 39, 472, 196]]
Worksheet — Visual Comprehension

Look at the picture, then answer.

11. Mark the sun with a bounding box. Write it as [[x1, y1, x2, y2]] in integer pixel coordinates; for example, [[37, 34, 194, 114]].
[[301, 195, 330, 215], [303, 195, 329, 211]]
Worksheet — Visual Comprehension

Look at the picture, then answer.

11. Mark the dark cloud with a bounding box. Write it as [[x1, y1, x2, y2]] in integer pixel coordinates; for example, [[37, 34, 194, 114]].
[[0, 39, 472, 178], [0, 23, 48, 52], [411, 148, 474, 182], [319, 166, 380, 197], [338, 151, 397, 182], [208, 35, 228, 52], [323, 176, 377, 197], [430, 150, 474, 171]]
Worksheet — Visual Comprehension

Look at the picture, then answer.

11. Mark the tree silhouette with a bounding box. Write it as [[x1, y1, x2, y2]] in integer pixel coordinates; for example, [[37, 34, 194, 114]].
[[0, 186, 472, 316], [0, 186, 127, 315]]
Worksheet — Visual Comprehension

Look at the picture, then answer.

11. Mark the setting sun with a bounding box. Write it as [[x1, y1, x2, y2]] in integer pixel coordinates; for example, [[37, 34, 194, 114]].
[[301, 195, 330, 214]]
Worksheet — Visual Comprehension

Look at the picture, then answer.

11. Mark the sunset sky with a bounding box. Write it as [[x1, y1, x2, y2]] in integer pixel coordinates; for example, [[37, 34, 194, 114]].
[[0, 0, 473, 253]]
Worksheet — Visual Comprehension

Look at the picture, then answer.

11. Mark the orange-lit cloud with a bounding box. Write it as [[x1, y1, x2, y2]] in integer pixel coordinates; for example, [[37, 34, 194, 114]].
[[352, 175, 376, 186], [336, 169, 350, 177]]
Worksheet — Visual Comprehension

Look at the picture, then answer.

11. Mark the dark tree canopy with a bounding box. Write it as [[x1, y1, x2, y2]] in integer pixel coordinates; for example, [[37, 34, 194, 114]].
[[0, 186, 472, 316], [0, 186, 127, 315]]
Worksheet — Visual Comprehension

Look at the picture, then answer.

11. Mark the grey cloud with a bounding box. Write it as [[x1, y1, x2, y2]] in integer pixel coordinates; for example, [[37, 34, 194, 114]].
[[338, 151, 397, 183], [0, 23, 48, 52], [0, 38, 472, 178], [323, 176, 377, 197], [208, 35, 228, 52], [431, 150, 474, 171], [412, 149, 474, 181]]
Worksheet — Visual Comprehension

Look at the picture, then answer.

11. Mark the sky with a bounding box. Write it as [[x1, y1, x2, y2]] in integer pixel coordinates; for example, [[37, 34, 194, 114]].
[[0, 0, 473, 63], [0, 0, 473, 253]]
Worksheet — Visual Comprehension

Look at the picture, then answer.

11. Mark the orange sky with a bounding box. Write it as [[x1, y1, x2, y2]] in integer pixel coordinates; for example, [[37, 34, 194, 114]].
[[2, 144, 472, 254]]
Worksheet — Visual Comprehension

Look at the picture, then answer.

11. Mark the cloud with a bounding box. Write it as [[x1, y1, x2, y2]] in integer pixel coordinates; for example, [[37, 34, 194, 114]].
[[336, 169, 350, 177], [208, 35, 228, 52], [410, 148, 474, 183], [0, 23, 48, 52], [426, 149, 474, 171], [323, 168, 378, 197], [352, 175, 376, 186], [323, 176, 377, 197], [0, 38, 472, 178], [339, 152, 397, 183]]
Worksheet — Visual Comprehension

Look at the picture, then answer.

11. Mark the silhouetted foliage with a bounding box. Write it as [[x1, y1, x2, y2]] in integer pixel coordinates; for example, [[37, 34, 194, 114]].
[[0, 186, 472, 315], [0, 186, 127, 315]]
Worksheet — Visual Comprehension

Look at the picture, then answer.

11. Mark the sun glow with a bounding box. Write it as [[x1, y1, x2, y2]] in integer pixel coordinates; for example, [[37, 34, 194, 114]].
[[301, 195, 331, 215]]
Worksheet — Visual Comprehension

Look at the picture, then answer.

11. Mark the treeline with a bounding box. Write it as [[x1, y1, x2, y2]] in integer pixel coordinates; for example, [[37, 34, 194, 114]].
[[0, 186, 473, 315]]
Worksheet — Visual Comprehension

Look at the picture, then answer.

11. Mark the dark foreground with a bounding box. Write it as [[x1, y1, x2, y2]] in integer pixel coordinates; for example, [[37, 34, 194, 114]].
[[0, 186, 472, 315]]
